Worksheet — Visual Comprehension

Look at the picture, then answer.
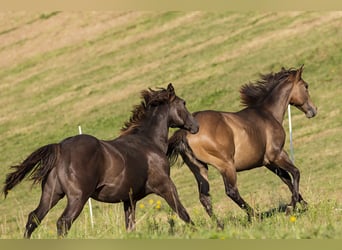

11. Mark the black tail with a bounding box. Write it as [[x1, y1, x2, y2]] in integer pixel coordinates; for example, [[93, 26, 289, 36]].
[[167, 129, 193, 167], [3, 144, 59, 198]]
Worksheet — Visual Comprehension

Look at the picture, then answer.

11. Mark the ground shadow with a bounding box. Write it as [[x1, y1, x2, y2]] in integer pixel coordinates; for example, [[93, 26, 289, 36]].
[[260, 201, 308, 219]]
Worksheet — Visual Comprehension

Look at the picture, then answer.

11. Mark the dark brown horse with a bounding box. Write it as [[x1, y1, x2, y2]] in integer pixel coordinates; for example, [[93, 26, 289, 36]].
[[167, 66, 317, 223], [3, 83, 199, 238]]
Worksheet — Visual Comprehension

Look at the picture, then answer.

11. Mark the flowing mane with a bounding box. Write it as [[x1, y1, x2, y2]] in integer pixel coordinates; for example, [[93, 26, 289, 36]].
[[240, 67, 298, 107], [120, 87, 171, 136]]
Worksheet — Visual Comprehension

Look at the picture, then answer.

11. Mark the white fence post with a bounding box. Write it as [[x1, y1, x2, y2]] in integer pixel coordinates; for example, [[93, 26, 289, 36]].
[[287, 105, 295, 163], [78, 125, 94, 229]]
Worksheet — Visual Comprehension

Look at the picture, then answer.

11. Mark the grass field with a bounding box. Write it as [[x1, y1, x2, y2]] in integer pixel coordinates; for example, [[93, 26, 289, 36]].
[[0, 11, 341, 239]]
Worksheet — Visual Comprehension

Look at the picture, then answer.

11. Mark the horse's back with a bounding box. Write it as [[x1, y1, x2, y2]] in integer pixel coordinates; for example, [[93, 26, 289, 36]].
[[60, 134, 101, 152]]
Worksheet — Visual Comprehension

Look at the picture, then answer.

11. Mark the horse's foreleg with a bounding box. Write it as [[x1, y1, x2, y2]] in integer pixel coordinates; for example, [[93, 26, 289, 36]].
[[266, 164, 307, 207], [154, 178, 193, 225], [123, 199, 137, 232], [273, 151, 302, 209]]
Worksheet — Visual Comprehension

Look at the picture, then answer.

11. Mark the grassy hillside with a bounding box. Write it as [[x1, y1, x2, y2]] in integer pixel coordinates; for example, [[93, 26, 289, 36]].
[[0, 11, 341, 239]]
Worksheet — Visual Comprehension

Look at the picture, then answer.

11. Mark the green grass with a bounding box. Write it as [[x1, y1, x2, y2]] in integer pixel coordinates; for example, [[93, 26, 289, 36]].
[[0, 11, 341, 239]]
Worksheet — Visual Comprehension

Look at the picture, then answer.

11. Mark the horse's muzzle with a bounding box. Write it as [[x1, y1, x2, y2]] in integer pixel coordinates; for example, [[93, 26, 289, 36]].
[[306, 106, 317, 118], [189, 124, 199, 134], [186, 119, 199, 134]]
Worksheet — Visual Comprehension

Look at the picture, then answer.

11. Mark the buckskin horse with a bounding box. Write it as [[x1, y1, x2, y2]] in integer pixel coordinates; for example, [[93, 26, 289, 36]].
[[3, 83, 199, 238], [167, 66, 317, 224]]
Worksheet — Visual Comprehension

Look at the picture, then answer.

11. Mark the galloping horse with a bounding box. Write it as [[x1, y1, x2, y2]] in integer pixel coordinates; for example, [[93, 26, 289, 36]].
[[167, 66, 317, 223], [3, 83, 199, 238]]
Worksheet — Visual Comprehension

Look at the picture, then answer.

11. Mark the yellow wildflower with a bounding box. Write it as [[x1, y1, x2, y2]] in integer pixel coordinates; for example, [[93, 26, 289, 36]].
[[155, 200, 162, 209], [290, 215, 296, 223], [139, 203, 145, 209], [170, 214, 177, 220], [148, 199, 154, 205]]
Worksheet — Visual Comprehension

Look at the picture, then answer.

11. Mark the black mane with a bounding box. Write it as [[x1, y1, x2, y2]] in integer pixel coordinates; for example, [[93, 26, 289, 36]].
[[120, 87, 170, 136]]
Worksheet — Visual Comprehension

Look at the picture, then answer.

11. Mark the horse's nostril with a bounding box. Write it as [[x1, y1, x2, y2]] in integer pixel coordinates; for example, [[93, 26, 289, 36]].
[[306, 109, 317, 118]]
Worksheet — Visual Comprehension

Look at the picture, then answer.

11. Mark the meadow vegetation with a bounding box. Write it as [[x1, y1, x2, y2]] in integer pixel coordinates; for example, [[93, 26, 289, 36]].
[[0, 11, 341, 239]]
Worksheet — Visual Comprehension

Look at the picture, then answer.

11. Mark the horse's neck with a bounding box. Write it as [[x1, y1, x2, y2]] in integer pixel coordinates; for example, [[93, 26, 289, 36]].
[[263, 80, 293, 124], [139, 105, 169, 153]]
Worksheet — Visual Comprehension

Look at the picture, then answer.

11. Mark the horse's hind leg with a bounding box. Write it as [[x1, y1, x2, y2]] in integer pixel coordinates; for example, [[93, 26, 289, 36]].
[[24, 175, 64, 238], [218, 161, 257, 221], [182, 152, 212, 214], [56, 193, 88, 238], [182, 151, 223, 228]]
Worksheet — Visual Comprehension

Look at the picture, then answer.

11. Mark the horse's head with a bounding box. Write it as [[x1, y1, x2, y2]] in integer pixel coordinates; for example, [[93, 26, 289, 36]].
[[167, 83, 199, 134], [289, 65, 317, 118]]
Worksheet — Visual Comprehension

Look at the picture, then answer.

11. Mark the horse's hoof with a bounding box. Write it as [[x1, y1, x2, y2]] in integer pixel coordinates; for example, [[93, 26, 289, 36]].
[[247, 212, 261, 222], [285, 205, 293, 215], [300, 200, 308, 211], [257, 212, 265, 220], [216, 220, 224, 230]]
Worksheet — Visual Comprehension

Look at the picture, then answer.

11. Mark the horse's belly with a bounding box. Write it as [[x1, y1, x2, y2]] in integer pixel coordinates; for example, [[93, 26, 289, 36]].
[[91, 185, 128, 203], [234, 145, 266, 171], [235, 159, 264, 172], [234, 149, 265, 171], [91, 184, 143, 203]]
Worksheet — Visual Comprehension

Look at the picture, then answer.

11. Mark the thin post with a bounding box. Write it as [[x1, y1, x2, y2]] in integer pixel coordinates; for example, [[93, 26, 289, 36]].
[[78, 125, 95, 229], [287, 105, 295, 163]]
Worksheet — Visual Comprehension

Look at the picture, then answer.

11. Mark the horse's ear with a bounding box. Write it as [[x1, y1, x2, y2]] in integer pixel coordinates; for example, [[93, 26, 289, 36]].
[[296, 64, 304, 80], [167, 83, 176, 101], [167, 83, 174, 93]]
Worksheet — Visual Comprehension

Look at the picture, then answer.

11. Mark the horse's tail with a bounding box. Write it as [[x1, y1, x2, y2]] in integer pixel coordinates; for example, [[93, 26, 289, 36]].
[[167, 129, 193, 167], [3, 143, 59, 198]]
